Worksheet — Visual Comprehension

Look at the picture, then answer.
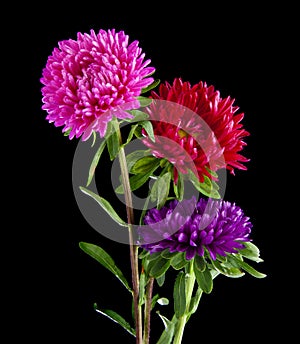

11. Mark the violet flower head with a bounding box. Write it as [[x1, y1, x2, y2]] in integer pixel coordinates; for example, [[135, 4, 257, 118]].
[[40, 29, 155, 139], [139, 197, 252, 260]]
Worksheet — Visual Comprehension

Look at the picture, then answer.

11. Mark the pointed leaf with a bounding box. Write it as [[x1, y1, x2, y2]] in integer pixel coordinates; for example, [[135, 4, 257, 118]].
[[156, 273, 165, 287], [230, 255, 267, 278], [150, 172, 171, 209], [79, 242, 132, 292], [149, 256, 171, 279], [86, 139, 107, 187], [194, 263, 213, 294], [156, 315, 175, 344], [131, 156, 160, 174], [106, 124, 120, 160], [170, 252, 188, 270], [136, 96, 153, 107], [140, 120, 155, 142], [194, 255, 206, 272], [239, 241, 264, 262], [174, 271, 186, 317], [80, 186, 127, 227], [94, 306, 136, 337], [141, 79, 160, 94], [188, 287, 203, 318], [139, 272, 146, 306]]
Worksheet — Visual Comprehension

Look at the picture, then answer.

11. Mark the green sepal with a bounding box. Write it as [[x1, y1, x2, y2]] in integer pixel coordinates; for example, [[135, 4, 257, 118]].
[[238, 241, 264, 263], [136, 96, 153, 107]]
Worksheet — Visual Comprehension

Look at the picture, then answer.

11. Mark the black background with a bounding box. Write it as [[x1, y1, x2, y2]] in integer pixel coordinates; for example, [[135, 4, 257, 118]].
[[10, 2, 294, 343]]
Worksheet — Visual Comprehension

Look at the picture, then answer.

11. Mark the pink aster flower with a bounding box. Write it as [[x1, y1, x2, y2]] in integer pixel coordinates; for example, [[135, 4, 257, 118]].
[[142, 78, 249, 182], [40, 29, 155, 139]]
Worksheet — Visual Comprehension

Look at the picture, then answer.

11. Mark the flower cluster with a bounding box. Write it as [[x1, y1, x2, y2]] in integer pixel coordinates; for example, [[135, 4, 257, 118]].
[[41, 28, 265, 344]]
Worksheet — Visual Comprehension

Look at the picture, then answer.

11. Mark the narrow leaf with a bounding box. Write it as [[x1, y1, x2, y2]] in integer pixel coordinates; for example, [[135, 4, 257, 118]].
[[156, 273, 165, 287], [79, 242, 132, 292], [86, 139, 106, 187], [174, 271, 186, 317], [80, 186, 127, 227], [140, 120, 155, 142], [156, 315, 175, 344], [194, 263, 213, 294], [141, 79, 160, 94], [194, 255, 206, 272], [188, 287, 203, 316], [105, 120, 120, 160], [139, 272, 146, 306], [231, 255, 267, 278], [94, 307, 136, 337], [239, 241, 264, 262], [136, 96, 153, 107]]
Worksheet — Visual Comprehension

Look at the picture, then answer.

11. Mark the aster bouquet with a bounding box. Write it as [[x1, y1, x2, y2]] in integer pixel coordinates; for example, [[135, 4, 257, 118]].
[[41, 28, 266, 343]]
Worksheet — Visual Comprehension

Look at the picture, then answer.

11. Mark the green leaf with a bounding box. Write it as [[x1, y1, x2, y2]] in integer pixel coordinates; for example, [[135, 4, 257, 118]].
[[194, 263, 213, 294], [188, 170, 221, 199], [140, 120, 155, 142], [239, 241, 264, 262], [161, 250, 178, 259], [94, 305, 136, 337], [170, 252, 188, 270], [106, 126, 120, 161], [115, 161, 160, 194], [212, 259, 245, 278], [149, 256, 171, 279], [139, 272, 146, 306], [156, 273, 165, 287], [156, 313, 176, 344], [136, 96, 153, 107], [173, 171, 184, 201], [121, 123, 139, 148], [79, 242, 132, 292], [125, 109, 149, 122], [131, 156, 160, 174], [138, 249, 150, 259], [86, 139, 107, 187], [229, 255, 267, 278], [80, 186, 127, 227], [194, 255, 206, 272], [188, 287, 203, 317], [125, 150, 150, 172], [151, 294, 160, 310], [63, 128, 72, 136], [150, 172, 171, 209], [141, 79, 160, 94], [174, 271, 186, 317], [157, 297, 169, 306]]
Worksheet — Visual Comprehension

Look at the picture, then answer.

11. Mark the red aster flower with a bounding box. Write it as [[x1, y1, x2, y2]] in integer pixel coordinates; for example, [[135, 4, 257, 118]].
[[142, 78, 249, 182]]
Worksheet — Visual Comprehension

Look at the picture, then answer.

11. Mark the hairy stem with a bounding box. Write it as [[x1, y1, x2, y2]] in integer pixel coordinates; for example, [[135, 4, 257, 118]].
[[143, 276, 154, 344], [115, 120, 143, 344]]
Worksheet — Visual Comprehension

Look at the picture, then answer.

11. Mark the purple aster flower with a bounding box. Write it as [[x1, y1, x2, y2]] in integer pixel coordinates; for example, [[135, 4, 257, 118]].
[[138, 197, 252, 260], [40, 29, 155, 139]]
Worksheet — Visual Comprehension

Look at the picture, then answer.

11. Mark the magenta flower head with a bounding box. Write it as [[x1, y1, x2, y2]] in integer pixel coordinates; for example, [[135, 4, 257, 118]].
[[139, 196, 252, 260], [40, 29, 155, 139]]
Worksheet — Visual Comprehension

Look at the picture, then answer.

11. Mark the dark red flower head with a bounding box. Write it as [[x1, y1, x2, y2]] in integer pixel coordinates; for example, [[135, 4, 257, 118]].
[[142, 78, 250, 182]]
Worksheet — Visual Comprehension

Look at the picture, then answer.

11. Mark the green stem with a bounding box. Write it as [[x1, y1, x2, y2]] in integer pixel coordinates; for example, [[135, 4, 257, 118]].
[[114, 120, 143, 344], [173, 262, 196, 344]]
